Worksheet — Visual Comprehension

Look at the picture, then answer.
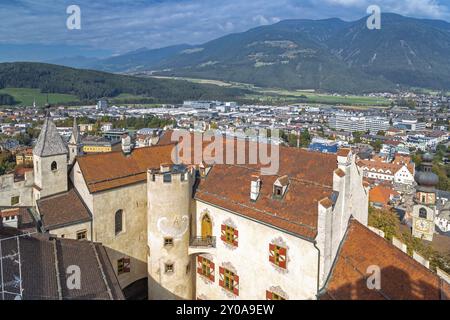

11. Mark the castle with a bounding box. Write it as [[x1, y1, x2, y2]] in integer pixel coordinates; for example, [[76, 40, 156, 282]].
[[1, 115, 448, 300]]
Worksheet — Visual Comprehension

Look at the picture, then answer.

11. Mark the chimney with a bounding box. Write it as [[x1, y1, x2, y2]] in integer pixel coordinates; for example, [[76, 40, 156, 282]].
[[250, 175, 261, 201], [121, 134, 132, 155]]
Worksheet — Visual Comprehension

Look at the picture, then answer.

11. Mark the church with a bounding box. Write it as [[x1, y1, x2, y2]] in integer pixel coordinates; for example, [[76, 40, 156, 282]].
[[0, 115, 448, 300]]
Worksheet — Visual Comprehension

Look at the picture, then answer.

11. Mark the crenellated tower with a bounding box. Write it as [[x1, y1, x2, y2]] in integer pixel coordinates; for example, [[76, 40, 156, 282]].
[[147, 164, 195, 300]]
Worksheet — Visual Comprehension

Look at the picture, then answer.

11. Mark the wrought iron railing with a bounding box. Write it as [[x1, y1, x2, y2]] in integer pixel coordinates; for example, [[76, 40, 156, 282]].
[[190, 236, 216, 248]]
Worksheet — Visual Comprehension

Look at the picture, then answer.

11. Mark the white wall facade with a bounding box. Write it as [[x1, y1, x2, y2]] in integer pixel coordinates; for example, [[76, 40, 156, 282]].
[[192, 201, 319, 300], [0, 171, 33, 206]]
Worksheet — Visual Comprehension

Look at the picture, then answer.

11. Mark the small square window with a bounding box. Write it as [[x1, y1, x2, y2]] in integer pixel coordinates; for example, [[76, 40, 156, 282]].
[[165, 263, 174, 273], [118, 257, 131, 275], [77, 230, 87, 240], [11, 196, 20, 206], [164, 237, 174, 247]]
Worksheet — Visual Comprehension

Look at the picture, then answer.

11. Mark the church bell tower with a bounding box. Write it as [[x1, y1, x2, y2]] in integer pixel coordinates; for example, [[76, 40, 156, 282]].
[[412, 153, 437, 241], [33, 111, 69, 202]]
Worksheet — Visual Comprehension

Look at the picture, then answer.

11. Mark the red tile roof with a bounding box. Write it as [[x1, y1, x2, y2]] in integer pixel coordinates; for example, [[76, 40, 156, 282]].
[[77, 131, 339, 194], [77, 144, 176, 193], [369, 185, 399, 206], [195, 164, 334, 240], [337, 148, 351, 157], [321, 219, 450, 300]]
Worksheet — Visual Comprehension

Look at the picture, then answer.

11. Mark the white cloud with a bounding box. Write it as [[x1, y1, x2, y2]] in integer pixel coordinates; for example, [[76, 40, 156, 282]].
[[0, 0, 449, 53]]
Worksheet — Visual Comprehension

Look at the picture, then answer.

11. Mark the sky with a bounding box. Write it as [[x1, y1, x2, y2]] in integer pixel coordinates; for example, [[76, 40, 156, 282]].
[[1, 0, 450, 59]]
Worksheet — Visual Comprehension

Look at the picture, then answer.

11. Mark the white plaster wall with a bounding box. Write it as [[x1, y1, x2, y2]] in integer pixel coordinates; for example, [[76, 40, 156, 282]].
[[193, 201, 319, 300], [91, 182, 148, 289], [0, 171, 33, 206], [147, 171, 194, 300], [34, 154, 68, 198], [70, 162, 93, 213], [47, 221, 92, 241]]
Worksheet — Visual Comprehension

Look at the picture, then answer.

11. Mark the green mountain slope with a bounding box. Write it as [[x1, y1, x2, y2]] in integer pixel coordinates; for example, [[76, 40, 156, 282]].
[[91, 13, 450, 92], [0, 62, 250, 104]]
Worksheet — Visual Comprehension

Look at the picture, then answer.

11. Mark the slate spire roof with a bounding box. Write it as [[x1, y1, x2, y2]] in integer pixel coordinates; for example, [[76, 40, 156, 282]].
[[69, 117, 81, 145], [33, 116, 68, 157]]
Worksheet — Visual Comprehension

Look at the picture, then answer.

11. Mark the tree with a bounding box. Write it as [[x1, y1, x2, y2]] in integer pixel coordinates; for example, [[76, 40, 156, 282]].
[[299, 130, 311, 148], [371, 139, 383, 152], [352, 131, 363, 144], [368, 207, 400, 241], [368, 206, 450, 273]]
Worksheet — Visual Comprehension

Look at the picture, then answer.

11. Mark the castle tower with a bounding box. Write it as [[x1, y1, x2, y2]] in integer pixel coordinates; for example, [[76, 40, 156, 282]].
[[68, 117, 83, 165], [147, 164, 194, 300], [412, 153, 438, 241], [33, 115, 68, 201]]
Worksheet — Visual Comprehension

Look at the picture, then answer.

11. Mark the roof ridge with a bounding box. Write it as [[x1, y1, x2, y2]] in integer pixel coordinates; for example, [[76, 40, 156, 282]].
[[90, 242, 114, 300], [215, 163, 333, 189]]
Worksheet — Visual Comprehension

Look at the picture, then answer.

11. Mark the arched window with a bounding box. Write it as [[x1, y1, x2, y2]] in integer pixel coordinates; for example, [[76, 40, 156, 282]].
[[51, 161, 57, 171], [419, 208, 427, 219], [115, 210, 123, 235]]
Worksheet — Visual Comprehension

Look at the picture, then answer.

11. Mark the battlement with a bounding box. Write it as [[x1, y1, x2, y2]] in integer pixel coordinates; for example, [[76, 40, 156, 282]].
[[148, 164, 194, 184]]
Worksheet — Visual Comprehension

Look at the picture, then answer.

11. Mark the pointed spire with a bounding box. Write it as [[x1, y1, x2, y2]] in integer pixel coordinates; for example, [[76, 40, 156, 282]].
[[69, 117, 81, 145], [33, 114, 68, 157]]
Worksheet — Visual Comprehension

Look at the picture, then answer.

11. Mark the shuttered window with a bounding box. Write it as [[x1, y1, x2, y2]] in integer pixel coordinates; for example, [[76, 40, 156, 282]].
[[197, 256, 215, 282], [219, 267, 239, 296], [220, 224, 238, 247], [269, 244, 287, 269]]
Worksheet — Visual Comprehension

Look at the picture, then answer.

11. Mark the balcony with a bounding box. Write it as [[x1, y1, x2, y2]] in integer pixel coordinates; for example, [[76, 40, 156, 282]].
[[188, 236, 216, 255]]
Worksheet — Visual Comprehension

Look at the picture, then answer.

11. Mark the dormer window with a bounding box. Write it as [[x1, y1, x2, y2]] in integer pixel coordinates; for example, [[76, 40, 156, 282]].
[[273, 175, 289, 199], [274, 186, 283, 197]]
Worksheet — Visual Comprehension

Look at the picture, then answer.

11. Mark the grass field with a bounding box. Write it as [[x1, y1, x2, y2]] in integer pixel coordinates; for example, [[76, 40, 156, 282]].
[[0, 88, 79, 106], [148, 75, 391, 107]]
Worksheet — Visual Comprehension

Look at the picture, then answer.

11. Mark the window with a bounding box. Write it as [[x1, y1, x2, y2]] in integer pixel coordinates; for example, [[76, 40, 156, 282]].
[[197, 256, 215, 282], [419, 208, 427, 219], [219, 267, 239, 295], [266, 291, 286, 300], [165, 263, 174, 273], [76, 230, 87, 240], [115, 210, 123, 235], [118, 257, 130, 275], [274, 186, 283, 198], [221, 224, 238, 247], [51, 161, 57, 171], [269, 244, 287, 269], [164, 237, 174, 247], [163, 173, 172, 183], [11, 196, 20, 206]]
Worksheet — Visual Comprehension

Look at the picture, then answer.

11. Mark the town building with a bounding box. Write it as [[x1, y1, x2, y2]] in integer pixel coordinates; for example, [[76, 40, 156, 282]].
[[0, 116, 448, 300], [357, 155, 415, 186]]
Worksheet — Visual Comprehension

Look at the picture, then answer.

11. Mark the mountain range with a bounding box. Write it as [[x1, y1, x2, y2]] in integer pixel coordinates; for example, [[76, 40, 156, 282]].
[[61, 13, 448, 93], [3, 13, 450, 93]]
